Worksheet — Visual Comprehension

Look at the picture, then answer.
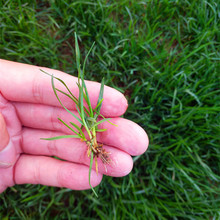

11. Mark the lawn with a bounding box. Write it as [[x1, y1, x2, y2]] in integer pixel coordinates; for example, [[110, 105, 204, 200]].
[[0, 0, 219, 219]]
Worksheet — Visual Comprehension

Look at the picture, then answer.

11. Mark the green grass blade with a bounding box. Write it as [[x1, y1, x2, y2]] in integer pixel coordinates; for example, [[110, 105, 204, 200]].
[[57, 118, 82, 138], [82, 42, 95, 76], [56, 88, 78, 106], [74, 32, 80, 71], [78, 81, 85, 121], [94, 98, 103, 112], [89, 151, 98, 197], [74, 32, 83, 115], [75, 103, 82, 118], [40, 69, 77, 101], [51, 75, 83, 125], [93, 111, 118, 127], [69, 122, 86, 140], [95, 78, 105, 119], [74, 32, 92, 137], [83, 91, 93, 117], [41, 135, 80, 140], [83, 105, 91, 116], [96, 129, 107, 132], [90, 118, 111, 130], [81, 42, 96, 117]]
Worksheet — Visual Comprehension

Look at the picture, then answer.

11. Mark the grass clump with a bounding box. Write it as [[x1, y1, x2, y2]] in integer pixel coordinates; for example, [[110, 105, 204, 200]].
[[41, 33, 112, 197]]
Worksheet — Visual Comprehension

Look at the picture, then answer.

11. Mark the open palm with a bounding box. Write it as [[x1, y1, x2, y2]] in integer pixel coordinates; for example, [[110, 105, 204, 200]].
[[0, 59, 148, 193]]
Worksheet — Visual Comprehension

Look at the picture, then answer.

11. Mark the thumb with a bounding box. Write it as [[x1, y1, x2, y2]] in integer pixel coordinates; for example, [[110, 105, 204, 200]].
[[0, 112, 9, 151]]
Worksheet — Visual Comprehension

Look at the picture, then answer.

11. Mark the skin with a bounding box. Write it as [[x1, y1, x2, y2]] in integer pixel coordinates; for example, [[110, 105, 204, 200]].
[[0, 59, 149, 193]]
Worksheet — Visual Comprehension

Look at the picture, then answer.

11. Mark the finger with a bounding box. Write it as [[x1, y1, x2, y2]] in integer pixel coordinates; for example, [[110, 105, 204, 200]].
[[14, 102, 81, 132], [21, 128, 133, 177], [15, 102, 148, 156], [0, 113, 9, 152], [97, 117, 149, 156], [0, 59, 127, 117], [14, 155, 102, 190]]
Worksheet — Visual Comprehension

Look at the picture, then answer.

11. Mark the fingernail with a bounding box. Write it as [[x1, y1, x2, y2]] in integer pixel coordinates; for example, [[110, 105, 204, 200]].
[[0, 161, 12, 168]]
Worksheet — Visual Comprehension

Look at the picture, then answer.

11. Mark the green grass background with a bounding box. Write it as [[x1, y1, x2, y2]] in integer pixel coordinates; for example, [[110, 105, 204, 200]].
[[0, 0, 219, 219]]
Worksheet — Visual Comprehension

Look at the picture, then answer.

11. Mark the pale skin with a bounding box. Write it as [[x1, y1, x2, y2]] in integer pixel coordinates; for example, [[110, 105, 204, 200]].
[[0, 59, 149, 193]]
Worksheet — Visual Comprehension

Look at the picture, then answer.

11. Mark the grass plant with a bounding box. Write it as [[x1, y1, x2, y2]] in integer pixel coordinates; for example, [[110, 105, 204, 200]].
[[41, 33, 112, 197]]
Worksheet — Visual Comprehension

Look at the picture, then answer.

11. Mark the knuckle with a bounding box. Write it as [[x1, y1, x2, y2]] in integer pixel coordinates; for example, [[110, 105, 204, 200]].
[[50, 107, 61, 131], [47, 138, 58, 156]]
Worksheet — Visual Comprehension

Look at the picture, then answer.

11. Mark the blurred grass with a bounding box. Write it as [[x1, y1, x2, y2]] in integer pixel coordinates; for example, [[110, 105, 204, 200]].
[[0, 0, 220, 219]]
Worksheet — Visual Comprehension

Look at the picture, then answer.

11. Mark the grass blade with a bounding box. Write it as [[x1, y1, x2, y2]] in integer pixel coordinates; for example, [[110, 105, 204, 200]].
[[51, 74, 83, 125], [96, 129, 107, 132], [83, 90, 93, 117], [82, 42, 95, 76], [74, 32, 85, 122], [94, 98, 103, 112], [69, 122, 86, 140], [94, 111, 117, 127], [56, 88, 78, 106], [74, 32, 80, 71], [57, 118, 82, 138], [95, 78, 105, 119], [41, 135, 80, 140], [89, 151, 98, 197], [82, 42, 96, 116], [40, 69, 77, 101], [90, 118, 111, 130], [78, 81, 85, 121]]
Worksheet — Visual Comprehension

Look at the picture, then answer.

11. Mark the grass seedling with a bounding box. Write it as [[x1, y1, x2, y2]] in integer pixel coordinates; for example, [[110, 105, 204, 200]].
[[41, 33, 113, 197]]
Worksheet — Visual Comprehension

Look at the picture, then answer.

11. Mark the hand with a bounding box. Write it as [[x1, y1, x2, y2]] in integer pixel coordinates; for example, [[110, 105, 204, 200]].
[[0, 59, 148, 193]]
